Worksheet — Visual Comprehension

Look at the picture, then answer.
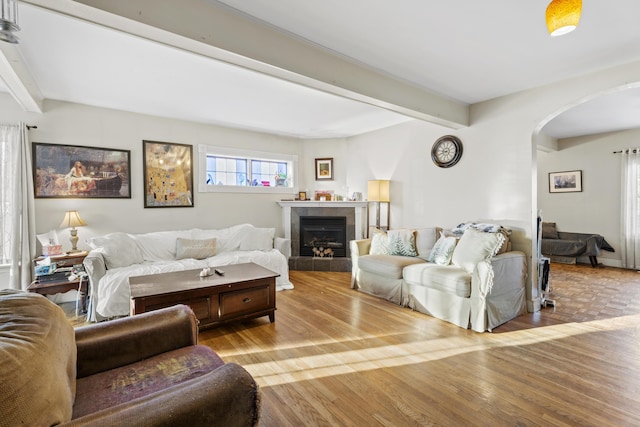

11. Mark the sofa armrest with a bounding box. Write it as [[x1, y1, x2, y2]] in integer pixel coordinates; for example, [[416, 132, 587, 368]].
[[274, 237, 291, 258], [75, 305, 199, 378], [350, 239, 371, 288], [65, 363, 260, 427], [486, 251, 528, 296], [83, 251, 107, 322]]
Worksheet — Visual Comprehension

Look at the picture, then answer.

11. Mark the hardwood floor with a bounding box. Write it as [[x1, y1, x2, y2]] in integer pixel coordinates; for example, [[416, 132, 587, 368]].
[[198, 264, 640, 426]]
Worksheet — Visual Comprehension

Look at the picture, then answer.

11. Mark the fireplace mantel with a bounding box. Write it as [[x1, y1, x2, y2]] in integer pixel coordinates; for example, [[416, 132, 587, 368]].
[[277, 201, 368, 241]]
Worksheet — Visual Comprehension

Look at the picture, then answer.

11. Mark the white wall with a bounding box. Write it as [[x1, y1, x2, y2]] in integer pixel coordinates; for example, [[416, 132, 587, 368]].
[[537, 129, 640, 267], [0, 95, 303, 254]]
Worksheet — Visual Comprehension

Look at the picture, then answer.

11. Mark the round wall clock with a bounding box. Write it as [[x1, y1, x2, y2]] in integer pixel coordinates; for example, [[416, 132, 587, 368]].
[[431, 135, 463, 168]]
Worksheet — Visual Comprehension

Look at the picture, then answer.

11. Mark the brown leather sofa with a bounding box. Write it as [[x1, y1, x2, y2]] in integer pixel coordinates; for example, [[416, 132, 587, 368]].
[[0, 290, 260, 426]]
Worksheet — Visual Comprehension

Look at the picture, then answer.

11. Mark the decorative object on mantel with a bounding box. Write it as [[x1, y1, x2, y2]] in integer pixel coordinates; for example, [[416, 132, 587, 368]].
[[549, 170, 582, 193], [545, 0, 581, 37], [367, 180, 390, 232], [60, 210, 87, 253], [315, 158, 333, 180], [314, 190, 334, 201], [297, 191, 307, 200]]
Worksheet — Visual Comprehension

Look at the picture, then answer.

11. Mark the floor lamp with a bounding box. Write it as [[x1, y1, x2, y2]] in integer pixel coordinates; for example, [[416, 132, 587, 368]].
[[367, 180, 390, 235]]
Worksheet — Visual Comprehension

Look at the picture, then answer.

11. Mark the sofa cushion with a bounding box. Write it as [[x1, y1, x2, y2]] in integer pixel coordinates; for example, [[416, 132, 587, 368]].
[[88, 232, 144, 269], [414, 227, 439, 259], [358, 254, 425, 279], [132, 230, 191, 261], [73, 345, 225, 419], [387, 229, 418, 256], [452, 228, 505, 274], [403, 264, 472, 298], [239, 227, 275, 251], [427, 232, 458, 265], [176, 237, 217, 260], [542, 222, 560, 239], [0, 290, 76, 426], [370, 228, 389, 255]]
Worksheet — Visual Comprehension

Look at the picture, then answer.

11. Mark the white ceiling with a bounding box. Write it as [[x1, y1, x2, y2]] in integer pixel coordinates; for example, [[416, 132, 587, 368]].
[[2, 1, 640, 139]]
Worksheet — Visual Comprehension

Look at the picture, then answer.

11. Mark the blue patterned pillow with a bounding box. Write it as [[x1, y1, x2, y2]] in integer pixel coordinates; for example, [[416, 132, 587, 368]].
[[387, 229, 418, 256], [427, 232, 458, 265]]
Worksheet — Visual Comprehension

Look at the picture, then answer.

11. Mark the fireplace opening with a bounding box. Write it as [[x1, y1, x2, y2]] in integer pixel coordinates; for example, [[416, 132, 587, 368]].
[[300, 216, 347, 257]]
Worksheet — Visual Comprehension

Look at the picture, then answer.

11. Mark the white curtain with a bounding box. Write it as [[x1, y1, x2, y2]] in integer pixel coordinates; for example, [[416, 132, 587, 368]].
[[620, 148, 640, 269], [0, 123, 36, 289]]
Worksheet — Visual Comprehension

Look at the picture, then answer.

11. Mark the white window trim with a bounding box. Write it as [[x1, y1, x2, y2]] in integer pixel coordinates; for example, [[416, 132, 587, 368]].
[[198, 144, 298, 194]]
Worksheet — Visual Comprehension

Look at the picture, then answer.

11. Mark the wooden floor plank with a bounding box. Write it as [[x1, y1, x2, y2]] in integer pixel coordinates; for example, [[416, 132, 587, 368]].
[[199, 265, 640, 426]]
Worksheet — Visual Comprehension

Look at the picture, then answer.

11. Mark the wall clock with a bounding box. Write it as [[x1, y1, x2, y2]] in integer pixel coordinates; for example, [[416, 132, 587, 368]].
[[431, 135, 463, 168]]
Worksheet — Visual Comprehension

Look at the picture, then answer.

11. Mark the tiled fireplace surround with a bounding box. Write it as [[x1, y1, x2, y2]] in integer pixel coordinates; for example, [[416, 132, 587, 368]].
[[277, 201, 368, 272]]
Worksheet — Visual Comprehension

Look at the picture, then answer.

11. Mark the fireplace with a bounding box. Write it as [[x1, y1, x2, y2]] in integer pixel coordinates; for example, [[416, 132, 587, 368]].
[[299, 216, 347, 258]]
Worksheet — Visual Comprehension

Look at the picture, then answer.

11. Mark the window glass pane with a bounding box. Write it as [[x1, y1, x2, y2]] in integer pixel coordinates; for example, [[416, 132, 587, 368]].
[[206, 156, 248, 186]]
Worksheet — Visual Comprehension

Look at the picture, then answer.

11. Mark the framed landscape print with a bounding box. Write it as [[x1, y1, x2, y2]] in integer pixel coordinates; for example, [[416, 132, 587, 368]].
[[32, 142, 131, 198], [315, 158, 334, 180], [549, 170, 582, 193], [143, 140, 194, 208]]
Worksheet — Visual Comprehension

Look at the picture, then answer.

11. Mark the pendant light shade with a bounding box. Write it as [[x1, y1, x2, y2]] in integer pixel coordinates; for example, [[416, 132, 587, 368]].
[[546, 0, 582, 36], [0, 0, 20, 44]]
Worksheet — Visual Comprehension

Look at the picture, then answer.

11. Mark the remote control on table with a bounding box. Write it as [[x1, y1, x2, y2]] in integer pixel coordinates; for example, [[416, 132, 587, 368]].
[[214, 268, 225, 276]]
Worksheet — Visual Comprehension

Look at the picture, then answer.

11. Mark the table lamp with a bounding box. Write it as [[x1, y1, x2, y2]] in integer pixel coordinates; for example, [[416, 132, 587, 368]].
[[60, 210, 87, 253], [368, 180, 390, 231]]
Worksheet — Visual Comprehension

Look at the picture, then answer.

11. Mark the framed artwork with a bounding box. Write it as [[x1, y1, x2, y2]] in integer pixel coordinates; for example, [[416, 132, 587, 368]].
[[298, 191, 307, 200], [315, 158, 334, 180], [32, 142, 131, 198], [549, 170, 582, 193], [143, 140, 194, 208]]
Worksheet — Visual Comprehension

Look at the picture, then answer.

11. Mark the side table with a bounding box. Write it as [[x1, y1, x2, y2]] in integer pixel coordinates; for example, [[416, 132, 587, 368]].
[[28, 251, 89, 313]]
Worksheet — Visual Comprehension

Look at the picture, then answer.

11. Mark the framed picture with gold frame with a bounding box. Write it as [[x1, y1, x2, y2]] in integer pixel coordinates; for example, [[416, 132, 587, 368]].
[[298, 191, 307, 200], [143, 140, 194, 208], [315, 158, 333, 180]]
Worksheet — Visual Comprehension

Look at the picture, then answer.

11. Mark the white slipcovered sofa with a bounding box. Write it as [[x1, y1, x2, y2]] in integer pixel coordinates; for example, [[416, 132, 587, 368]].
[[83, 223, 293, 321], [350, 224, 527, 332]]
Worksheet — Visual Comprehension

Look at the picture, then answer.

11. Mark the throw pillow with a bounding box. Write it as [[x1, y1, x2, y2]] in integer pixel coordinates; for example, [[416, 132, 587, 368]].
[[87, 232, 144, 269], [176, 238, 217, 260], [451, 228, 505, 274], [542, 222, 560, 239], [239, 227, 275, 251], [427, 232, 458, 265], [387, 229, 418, 256], [369, 228, 389, 255]]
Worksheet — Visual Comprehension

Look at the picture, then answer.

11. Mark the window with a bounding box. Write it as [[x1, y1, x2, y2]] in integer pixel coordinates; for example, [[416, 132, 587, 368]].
[[199, 145, 298, 194]]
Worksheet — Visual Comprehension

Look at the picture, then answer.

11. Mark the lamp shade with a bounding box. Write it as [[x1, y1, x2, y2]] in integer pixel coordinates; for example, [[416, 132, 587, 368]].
[[60, 210, 87, 228], [546, 0, 582, 36], [367, 180, 390, 202]]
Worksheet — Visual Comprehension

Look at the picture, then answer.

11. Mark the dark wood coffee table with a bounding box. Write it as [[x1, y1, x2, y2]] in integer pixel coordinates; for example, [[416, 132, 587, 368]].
[[129, 262, 279, 330]]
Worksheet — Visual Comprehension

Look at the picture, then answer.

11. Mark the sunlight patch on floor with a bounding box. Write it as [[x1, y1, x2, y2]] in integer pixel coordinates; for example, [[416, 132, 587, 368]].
[[237, 313, 640, 387]]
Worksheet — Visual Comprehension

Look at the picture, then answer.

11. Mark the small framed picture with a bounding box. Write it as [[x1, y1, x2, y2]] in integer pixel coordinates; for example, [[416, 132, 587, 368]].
[[298, 191, 307, 200], [315, 158, 334, 180], [549, 170, 582, 193]]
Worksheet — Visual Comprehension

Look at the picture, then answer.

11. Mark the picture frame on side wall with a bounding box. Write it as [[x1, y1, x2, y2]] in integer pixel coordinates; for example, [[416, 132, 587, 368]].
[[143, 140, 194, 208], [32, 142, 131, 199], [549, 170, 583, 193], [315, 158, 333, 180]]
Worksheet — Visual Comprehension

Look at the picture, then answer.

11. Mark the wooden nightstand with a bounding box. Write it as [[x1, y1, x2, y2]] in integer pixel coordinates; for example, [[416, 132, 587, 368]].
[[28, 251, 89, 313]]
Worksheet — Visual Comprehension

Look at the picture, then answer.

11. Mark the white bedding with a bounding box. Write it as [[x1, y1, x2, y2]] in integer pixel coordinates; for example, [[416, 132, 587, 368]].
[[95, 249, 292, 318]]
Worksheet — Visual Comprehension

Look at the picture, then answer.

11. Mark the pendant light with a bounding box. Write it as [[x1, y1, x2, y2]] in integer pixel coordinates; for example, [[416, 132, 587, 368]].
[[0, 0, 20, 44], [545, 0, 582, 37]]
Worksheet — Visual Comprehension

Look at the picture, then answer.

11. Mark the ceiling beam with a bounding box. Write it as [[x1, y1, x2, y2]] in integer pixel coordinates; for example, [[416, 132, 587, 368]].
[[0, 43, 43, 113], [25, 0, 468, 129]]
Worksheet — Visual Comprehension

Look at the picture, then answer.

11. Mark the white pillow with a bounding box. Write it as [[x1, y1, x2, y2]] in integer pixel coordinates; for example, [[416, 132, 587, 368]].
[[176, 238, 217, 260], [369, 229, 389, 255], [427, 232, 457, 265], [88, 232, 143, 269], [131, 230, 187, 261], [239, 227, 275, 251], [387, 229, 417, 256], [451, 228, 505, 273]]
